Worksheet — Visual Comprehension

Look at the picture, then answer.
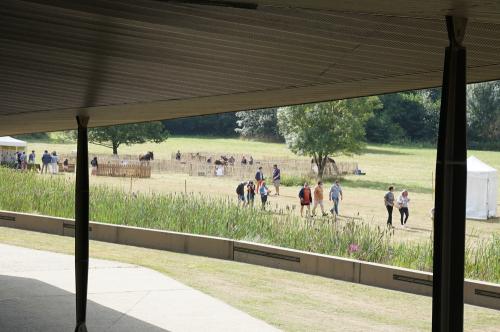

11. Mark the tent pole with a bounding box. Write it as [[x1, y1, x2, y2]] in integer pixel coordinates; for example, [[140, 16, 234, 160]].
[[432, 16, 467, 332], [75, 116, 90, 332]]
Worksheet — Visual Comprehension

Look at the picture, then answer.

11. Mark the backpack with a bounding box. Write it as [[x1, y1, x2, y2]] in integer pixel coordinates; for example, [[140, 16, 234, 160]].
[[255, 171, 262, 181], [236, 183, 245, 195]]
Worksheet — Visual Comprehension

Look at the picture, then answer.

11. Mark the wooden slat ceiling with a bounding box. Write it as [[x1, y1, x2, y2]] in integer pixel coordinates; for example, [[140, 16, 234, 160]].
[[2, 0, 500, 135]]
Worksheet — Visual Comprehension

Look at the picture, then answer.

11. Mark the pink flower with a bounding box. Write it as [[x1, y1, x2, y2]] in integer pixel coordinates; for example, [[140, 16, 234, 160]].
[[348, 243, 360, 253]]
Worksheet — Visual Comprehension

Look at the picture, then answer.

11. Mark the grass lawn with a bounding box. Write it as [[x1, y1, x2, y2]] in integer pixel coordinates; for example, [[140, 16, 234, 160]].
[[19, 137, 500, 245], [1, 227, 499, 332], [26, 137, 500, 193]]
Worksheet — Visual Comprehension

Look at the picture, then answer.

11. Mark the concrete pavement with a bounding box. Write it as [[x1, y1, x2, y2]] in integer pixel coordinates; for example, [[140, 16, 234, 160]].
[[0, 244, 279, 331]]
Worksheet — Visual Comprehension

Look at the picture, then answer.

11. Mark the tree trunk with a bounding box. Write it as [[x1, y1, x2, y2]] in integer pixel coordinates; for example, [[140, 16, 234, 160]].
[[317, 156, 328, 180], [112, 142, 119, 155]]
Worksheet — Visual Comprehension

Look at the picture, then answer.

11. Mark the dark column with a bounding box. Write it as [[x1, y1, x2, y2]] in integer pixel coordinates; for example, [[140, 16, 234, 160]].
[[75, 116, 90, 332], [432, 16, 467, 332]]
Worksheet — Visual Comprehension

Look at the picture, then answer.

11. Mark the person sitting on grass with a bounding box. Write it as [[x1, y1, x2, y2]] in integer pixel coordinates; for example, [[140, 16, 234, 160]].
[[312, 181, 327, 217], [299, 183, 312, 217], [236, 181, 247, 207], [246, 181, 256, 208], [259, 181, 270, 210]]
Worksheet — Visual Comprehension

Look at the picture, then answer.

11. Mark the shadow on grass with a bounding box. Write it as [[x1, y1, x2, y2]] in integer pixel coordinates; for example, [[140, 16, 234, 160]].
[[341, 179, 433, 194], [362, 147, 411, 156]]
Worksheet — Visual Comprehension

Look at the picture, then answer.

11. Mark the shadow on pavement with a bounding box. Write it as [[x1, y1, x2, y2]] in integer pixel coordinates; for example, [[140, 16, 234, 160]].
[[0, 275, 169, 332]]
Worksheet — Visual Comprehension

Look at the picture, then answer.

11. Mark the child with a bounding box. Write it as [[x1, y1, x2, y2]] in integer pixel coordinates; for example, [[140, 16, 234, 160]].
[[246, 181, 256, 208], [259, 181, 270, 210]]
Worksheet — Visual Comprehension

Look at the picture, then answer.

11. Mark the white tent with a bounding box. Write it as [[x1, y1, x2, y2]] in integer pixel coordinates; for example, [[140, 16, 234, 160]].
[[0, 136, 27, 147], [466, 156, 498, 220], [0, 136, 27, 163]]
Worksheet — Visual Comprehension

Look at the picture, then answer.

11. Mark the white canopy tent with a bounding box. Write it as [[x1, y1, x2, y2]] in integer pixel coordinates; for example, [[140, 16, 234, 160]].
[[0, 136, 27, 164], [466, 156, 498, 220]]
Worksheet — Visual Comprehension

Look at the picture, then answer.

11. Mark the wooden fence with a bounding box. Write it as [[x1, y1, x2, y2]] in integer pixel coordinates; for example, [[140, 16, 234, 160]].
[[61, 151, 357, 179], [95, 163, 151, 178]]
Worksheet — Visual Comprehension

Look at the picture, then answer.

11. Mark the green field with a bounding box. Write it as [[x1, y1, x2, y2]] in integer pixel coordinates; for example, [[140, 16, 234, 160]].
[[1, 227, 499, 332], [26, 137, 500, 192]]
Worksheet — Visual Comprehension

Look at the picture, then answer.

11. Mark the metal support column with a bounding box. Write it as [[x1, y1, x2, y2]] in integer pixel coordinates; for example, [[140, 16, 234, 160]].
[[432, 16, 467, 332], [75, 116, 90, 332]]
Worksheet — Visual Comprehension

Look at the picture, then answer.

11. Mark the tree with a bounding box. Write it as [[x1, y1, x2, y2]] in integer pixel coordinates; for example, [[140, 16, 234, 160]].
[[163, 112, 237, 137], [278, 97, 382, 178], [365, 90, 440, 144], [467, 81, 500, 149], [235, 108, 283, 141], [89, 122, 169, 155]]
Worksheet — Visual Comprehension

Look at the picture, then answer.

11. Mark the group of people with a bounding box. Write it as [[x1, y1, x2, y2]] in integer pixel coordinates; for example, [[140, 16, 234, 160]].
[[13, 150, 35, 170], [298, 181, 343, 217], [235, 164, 281, 209], [13, 150, 69, 174], [384, 187, 411, 228], [235, 164, 346, 218]]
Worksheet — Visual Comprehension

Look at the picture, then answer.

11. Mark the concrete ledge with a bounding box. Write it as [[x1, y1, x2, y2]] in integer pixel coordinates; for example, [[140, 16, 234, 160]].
[[1, 210, 498, 311]]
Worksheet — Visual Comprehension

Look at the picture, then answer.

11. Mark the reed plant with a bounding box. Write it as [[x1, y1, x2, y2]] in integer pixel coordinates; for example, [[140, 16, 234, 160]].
[[0, 167, 498, 283]]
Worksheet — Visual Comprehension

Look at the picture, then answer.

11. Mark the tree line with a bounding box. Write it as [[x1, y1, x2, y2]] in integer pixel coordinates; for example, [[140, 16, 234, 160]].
[[15, 81, 500, 155], [161, 81, 499, 150]]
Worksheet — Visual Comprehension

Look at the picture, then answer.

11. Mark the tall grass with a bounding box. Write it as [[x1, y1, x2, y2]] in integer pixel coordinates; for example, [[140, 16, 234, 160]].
[[0, 167, 498, 283]]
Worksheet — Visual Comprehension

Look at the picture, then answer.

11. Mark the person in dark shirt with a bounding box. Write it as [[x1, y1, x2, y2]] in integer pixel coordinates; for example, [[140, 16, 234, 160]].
[[272, 164, 281, 196], [384, 186, 395, 227], [90, 157, 98, 175], [41, 150, 51, 174], [236, 181, 247, 207], [299, 183, 312, 217], [255, 166, 264, 192], [246, 181, 256, 207]]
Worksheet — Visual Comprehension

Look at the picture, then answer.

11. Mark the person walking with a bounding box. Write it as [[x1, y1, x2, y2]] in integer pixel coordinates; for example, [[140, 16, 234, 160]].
[[312, 181, 327, 216], [16, 151, 22, 169], [28, 150, 35, 164], [255, 166, 264, 192], [384, 186, 395, 227], [397, 190, 410, 228], [20, 151, 27, 170], [272, 164, 281, 196], [236, 181, 247, 207], [50, 151, 59, 174], [91, 157, 98, 175], [329, 180, 343, 216], [41, 150, 51, 174], [63, 158, 69, 172], [246, 181, 256, 208], [259, 181, 270, 210], [299, 183, 312, 217]]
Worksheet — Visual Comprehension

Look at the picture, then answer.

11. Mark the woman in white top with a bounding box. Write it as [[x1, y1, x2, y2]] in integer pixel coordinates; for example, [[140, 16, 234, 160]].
[[397, 190, 410, 227]]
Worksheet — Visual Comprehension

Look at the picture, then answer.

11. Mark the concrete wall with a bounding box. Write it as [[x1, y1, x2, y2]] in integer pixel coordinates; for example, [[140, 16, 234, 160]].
[[1, 210, 498, 310]]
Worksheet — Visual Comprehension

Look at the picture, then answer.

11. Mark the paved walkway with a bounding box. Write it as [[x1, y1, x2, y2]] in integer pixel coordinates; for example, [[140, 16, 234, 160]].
[[0, 244, 279, 331]]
